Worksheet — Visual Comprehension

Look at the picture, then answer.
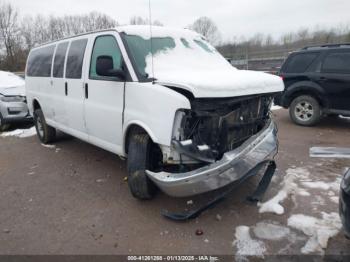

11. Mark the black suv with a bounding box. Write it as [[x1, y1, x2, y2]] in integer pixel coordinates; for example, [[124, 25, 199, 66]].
[[275, 43, 350, 126]]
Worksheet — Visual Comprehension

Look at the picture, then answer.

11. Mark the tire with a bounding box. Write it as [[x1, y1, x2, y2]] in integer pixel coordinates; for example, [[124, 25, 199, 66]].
[[127, 133, 159, 200], [33, 109, 56, 144], [0, 113, 10, 132], [289, 95, 321, 126]]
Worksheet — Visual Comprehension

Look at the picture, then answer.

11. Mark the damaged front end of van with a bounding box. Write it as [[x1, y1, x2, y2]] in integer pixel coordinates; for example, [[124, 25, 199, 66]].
[[146, 93, 278, 197], [120, 26, 284, 198]]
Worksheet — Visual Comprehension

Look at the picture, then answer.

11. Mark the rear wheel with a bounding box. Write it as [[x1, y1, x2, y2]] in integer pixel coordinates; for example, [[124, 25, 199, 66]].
[[127, 132, 161, 200], [33, 109, 56, 144], [289, 95, 321, 126]]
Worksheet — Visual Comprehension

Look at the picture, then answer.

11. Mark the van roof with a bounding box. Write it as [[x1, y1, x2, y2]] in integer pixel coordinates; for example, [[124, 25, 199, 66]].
[[31, 25, 201, 50]]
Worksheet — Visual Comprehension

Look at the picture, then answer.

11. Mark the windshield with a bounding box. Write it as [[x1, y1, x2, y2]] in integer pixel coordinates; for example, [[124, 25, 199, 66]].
[[122, 33, 234, 80]]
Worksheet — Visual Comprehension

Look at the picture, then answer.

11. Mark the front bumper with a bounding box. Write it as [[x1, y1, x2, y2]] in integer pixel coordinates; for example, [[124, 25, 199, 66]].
[[0, 101, 32, 124], [340, 168, 350, 238], [146, 120, 278, 197]]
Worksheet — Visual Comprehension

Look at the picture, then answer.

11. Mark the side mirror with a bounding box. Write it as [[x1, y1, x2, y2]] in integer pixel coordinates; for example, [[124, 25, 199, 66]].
[[96, 55, 126, 79]]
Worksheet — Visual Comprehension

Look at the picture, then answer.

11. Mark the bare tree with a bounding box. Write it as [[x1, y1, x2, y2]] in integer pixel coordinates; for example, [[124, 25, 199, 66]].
[[189, 16, 221, 45], [0, 2, 20, 70], [129, 16, 163, 26]]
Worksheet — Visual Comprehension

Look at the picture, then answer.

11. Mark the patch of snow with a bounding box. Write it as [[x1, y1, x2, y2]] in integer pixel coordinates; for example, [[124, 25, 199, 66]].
[[330, 196, 339, 203], [233, 226, 266, 257], [41, 143, 55, 149], [253, 221, 290, 241], [186, 200, 193, 205], [302, 181, 330, 190], [258, 167, 310, 215], [302, 178, 341, 192], [1, 127, 36, 138], [120, 26, 284, 98], [271, 104, 282, 111], [287, 212, 342, 254]]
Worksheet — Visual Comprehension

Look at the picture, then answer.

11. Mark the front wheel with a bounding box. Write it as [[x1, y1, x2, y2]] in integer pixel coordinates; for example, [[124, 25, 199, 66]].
[[33, 109, 56, 144], [127, 133, 160, 200], [289, 95, 321, 126]]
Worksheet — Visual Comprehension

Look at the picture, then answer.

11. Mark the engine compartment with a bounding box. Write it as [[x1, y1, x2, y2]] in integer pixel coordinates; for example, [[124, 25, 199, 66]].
[[171, 94, 274, 163]]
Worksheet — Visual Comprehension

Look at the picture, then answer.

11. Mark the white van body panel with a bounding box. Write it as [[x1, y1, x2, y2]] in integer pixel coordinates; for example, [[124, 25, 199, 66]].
[[123, 82, 191, 153], [83, 31, 127, 155]]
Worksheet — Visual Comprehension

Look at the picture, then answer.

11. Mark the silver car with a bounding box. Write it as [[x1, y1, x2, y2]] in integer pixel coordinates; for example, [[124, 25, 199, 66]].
[[0, 71, 32, 131]]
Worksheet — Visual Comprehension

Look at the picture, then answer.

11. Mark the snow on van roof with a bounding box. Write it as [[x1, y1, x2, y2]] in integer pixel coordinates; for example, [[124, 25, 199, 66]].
[[116, 25, 202, 40]]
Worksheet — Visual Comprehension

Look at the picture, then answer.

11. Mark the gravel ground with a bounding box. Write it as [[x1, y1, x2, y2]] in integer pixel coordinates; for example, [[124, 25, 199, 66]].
[[0, 109, 349, 256]]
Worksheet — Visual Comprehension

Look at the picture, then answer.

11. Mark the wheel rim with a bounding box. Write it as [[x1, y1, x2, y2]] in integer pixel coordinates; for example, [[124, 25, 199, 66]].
[[36, 116, 44, 137], [294, 101, 314, 121]]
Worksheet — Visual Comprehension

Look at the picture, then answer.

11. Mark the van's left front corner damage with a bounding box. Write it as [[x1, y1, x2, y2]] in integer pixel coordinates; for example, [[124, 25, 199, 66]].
[[147, 94, 279, 197]]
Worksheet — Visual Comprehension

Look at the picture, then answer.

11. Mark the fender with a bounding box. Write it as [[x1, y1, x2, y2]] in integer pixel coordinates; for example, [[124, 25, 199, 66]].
[[283, 81, 329, 108], [123, 120, 158, 154]]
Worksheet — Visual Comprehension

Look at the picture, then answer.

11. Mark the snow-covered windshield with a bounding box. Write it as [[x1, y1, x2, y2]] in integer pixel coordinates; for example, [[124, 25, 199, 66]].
[[122, 31, 235, 80]]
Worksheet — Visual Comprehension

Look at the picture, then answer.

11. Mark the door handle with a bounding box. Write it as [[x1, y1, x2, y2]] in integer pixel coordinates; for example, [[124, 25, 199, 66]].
[[85, 83, 88, 99], [318, 77, 327, 82], [65, 82, 68, 96]]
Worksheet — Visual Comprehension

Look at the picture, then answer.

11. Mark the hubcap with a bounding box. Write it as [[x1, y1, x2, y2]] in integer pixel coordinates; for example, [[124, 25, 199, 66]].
[[36, 116, 44, 137], [295, 101, 314, 121]]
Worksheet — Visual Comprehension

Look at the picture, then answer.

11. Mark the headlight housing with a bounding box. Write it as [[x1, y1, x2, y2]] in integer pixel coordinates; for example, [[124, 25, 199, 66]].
[[0, 96, 25, 103]]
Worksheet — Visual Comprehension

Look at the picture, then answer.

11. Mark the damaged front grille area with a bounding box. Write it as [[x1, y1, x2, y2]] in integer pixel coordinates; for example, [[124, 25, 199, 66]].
[[175, 94, 274, 162]]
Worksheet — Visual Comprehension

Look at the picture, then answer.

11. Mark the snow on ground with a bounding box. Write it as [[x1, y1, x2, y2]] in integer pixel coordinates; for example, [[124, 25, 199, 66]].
[[233, 226, 266, 257], [253, 221, 290, 241], [0, 127, 36, 138], [41, 143, 55, 149], [251, 162, 343, 254], [271, 104, 282, 111], [288, 212, 342, 254], [302, 178, 341, 192], [257, 167, 311, 215]]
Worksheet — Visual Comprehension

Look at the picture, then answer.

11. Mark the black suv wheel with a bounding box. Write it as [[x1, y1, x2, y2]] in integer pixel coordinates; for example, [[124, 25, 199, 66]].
[[289, 95, 321, 126]]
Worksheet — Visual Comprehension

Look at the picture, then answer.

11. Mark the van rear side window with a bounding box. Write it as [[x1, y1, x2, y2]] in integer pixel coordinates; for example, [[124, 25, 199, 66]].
[[284, 52, 319, 73], [53, 42, 69, 78], [27, 45, 55, 77], [66, 39, 88, 79]]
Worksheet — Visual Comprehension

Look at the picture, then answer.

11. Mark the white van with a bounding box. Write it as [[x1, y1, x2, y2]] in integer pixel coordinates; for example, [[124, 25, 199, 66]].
[[25, 26, 284, 200]]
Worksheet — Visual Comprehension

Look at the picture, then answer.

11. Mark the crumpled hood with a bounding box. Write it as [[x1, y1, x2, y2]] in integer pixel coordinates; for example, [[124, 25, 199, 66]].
[[156, 69, 285, 98], [0, 71, 25, 96]]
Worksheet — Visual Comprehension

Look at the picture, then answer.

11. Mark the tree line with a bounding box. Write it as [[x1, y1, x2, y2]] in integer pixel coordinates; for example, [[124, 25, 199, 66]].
[[0, 2, 164, 71], [1, 0, 350, 72], [217, 26, 350, 60]]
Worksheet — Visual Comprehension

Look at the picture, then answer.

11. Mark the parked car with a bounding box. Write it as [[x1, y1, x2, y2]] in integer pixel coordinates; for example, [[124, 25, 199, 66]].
[[25, 26, 284, 199], [275, 43, 350, 126], [0, 71, 32, 131], [340, 168, 350, 239]]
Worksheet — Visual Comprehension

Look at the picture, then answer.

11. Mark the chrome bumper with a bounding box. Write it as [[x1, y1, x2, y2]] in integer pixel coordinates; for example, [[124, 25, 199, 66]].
[[146, 120, 278, 197]]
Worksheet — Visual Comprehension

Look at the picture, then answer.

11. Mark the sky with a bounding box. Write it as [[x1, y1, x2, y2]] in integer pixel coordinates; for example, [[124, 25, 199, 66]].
[[7, 0, 350, 42]]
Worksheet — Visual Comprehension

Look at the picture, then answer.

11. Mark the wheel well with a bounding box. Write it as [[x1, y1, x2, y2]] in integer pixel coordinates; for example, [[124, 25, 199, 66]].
[[124, 125, 149, 154], [286, 90, 325, 108], [33, 99, 41, 111]]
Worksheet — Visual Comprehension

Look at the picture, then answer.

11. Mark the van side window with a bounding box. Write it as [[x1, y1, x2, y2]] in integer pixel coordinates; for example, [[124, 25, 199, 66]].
[[66, 39, 88, 79], [90, 35, 122, 80], [322, 51, 350, 74], [27, 45, 55, 77], [53, 42, 69, 78]]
